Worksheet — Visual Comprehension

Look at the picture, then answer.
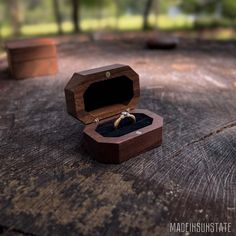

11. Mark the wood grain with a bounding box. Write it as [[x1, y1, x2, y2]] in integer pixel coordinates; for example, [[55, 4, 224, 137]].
[[9, 58, 58, 79], [0, 35, 235, 235]]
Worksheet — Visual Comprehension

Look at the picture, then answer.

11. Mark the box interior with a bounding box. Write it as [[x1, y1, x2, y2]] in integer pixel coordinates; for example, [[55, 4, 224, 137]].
[[83, 76, 134, 112], [95, 113, 153, 137]]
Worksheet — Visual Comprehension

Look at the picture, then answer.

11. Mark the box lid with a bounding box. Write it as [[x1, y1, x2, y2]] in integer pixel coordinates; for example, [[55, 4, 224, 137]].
[[5, 38, 57, 63], [5, 38, 57, 49], [64, 64, 140, 124]]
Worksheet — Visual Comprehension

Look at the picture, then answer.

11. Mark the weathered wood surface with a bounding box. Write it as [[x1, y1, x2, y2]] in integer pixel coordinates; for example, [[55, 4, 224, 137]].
[[0, 34, 236, 236]]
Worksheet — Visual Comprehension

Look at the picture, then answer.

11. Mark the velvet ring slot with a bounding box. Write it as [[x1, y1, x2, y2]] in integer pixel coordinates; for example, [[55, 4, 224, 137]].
[[96, 113, 153, 137]]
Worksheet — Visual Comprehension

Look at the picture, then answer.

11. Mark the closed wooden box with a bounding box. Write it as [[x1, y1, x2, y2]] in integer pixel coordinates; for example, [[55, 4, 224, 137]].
[[64, 64, 163, 164], [6, 38, 58, 79]]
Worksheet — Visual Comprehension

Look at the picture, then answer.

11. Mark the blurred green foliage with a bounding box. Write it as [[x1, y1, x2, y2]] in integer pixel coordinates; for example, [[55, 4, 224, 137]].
[[180, 0, 236, 19], [0, 0, 236, 39], [222, 0, 236, 18]]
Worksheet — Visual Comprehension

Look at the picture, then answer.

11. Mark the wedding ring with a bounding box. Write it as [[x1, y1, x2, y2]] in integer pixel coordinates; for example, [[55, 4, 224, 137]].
[[114, 111, 136, 129]]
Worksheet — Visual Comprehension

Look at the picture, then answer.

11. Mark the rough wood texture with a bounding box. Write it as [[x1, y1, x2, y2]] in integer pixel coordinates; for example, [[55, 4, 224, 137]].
[[6, 38, 58, 79], [0, 34, 236, 235], [84, 109, 163, 164], [65, 64, 140, 124]]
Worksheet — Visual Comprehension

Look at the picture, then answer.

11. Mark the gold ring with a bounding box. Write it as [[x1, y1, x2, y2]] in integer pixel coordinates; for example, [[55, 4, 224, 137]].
[[114, 111, 136, 129]]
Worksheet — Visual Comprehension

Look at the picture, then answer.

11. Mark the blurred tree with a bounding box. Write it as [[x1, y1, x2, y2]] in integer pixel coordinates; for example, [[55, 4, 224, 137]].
[[124, 0, 145, 15], [114, 0, 121, 29], [179, 0, 236, 28], [143, 0, 155, 30], [0, 1, 3, 46], [113, 0, 133, 29], [52, 0, 63, 34], [71, 0, 80, 33], [180, 0, 221, 15], [153, 0, 160, 29], [23, 0, 54, 24], [222, 0, 236, 19], [7, 0, 24, 36], [82, 0, 112, 28], [81, 0, 102, 8]]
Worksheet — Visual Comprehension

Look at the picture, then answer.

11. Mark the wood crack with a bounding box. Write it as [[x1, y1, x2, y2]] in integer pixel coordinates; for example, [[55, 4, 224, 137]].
[[0, 224, 36, 236], [171, 120, 236, 158]]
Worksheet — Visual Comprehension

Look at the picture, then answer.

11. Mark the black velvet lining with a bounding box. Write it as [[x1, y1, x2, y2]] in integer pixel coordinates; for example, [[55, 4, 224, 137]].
[[95, 113, 153, 137], [83, 76, 134, 112]]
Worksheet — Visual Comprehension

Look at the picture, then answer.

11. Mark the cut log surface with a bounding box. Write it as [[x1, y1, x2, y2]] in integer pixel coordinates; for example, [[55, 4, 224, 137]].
[[0, 34, 235, 236]]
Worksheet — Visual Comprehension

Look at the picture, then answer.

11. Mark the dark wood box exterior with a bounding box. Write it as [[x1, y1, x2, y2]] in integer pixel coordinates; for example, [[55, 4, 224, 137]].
[[6, 38, 58, 79], [64, 64, 163, 164]]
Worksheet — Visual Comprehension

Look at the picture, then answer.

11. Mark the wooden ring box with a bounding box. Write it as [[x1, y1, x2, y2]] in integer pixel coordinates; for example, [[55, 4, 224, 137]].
[[5, 38, 58, 79], [65, 64, 163, 164]]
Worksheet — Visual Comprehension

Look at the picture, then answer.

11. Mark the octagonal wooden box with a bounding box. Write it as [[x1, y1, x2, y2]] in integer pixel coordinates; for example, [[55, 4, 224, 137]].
[[64, 64, 163, 164]]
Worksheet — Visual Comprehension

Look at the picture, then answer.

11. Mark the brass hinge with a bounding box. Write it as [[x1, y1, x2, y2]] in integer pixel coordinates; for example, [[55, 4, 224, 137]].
[[94, 118, 100, 124]]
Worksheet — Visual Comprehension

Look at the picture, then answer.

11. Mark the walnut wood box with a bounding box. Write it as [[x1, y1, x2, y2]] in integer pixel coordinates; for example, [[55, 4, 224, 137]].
[[64, 64, 163, 164], [5, 38, 58, 79]]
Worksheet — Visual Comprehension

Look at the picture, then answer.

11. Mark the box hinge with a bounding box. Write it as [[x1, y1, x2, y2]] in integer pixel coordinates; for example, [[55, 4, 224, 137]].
[[94, 118, 100, 124]]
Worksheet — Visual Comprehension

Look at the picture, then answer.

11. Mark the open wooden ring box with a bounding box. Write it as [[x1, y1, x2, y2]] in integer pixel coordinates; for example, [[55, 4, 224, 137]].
[[64, 64, 163, 164]]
